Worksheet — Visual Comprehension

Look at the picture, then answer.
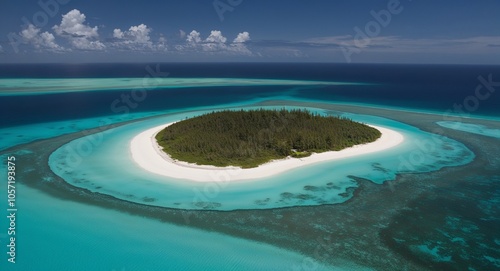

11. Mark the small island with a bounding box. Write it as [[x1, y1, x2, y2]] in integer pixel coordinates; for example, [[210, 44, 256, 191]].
[[155, 109, 381, 168]]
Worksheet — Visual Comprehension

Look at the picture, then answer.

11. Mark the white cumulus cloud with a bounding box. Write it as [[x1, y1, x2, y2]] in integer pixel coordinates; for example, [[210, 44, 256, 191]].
[[229, 32, 252, 55], [19, 24, 64, 51], [40, 32, 61, 49], [187, 30, 202, 44], [178, 30, 252, 55], [53, 9, 105, 50], [113, 29, 124, 39], [205, 30, 227, 44], [233, 32, 250, 43], [177, 30, 202, 51], [203, 30, 227, 51], [113, 24, 160, 51], [127, 24, 152, 44]]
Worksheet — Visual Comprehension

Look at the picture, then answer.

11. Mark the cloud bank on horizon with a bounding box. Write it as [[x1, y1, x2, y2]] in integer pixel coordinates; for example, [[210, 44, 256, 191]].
[[1, 0, 499, 64], [11, 9, 251, 57]]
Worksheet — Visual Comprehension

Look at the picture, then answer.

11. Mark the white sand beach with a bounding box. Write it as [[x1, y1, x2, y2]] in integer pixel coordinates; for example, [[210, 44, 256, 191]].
[[130, 123, 404, 182]]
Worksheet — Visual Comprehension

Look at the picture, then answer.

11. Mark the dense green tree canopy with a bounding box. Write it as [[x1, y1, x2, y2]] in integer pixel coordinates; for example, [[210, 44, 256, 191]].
[[156, 109, 381, 168]]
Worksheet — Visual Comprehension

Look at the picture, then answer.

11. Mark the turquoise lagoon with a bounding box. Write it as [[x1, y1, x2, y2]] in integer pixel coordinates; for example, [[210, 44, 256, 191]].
[[0, 182, 338, 271], [48, 106, 474, 211], [0, 78, 382, 271], [0, 73, 497, 270]]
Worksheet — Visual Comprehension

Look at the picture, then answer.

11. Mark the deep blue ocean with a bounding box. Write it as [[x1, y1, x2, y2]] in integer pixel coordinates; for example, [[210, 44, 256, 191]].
[[1, 63, 499, 127]]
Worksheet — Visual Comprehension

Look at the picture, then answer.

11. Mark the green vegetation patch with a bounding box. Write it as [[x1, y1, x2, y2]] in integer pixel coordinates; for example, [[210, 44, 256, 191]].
[[155, 109, 381, 168]]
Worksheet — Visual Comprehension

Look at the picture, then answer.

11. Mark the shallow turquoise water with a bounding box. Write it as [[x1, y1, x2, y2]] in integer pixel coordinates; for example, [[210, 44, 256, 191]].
[[1, 74, 496, 270], [48, 106, 474, 211], [0, 182, 342, 271]]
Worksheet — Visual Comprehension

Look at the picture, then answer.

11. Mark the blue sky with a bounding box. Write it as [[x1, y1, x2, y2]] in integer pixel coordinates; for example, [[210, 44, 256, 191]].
[[1, 0, 499, 64]]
